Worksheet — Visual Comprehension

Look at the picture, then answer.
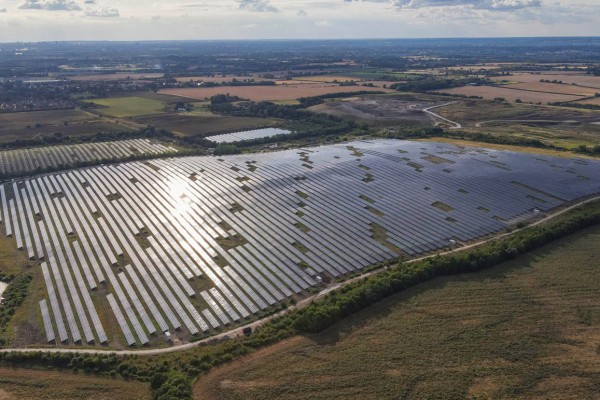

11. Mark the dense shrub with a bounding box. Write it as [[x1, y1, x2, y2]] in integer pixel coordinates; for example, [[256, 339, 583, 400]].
[[0, 274, 33, 345]]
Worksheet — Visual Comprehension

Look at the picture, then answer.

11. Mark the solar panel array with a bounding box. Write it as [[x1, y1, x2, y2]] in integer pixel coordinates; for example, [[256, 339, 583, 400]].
[[1, 139, 599, 347], [0, 139, 177, 176], [205, 128, 292, 144]]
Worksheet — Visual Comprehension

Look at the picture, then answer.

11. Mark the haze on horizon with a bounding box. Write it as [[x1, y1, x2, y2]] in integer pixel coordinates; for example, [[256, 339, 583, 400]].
[[0, 0, 599, 42]]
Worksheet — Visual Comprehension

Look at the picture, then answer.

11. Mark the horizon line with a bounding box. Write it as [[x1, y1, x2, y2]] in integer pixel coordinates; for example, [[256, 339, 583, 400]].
[[2, 35, 600, 45]]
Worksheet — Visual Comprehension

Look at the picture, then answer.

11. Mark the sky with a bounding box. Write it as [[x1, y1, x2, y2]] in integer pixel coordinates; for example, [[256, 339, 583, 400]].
[[0, 0, 599, 42]]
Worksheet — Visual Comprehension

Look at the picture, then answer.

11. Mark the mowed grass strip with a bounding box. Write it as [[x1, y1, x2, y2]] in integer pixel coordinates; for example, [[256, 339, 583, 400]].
[[0, 367, 150, 400], [196, 225, 600, 400], [86, 96, 166, 118]]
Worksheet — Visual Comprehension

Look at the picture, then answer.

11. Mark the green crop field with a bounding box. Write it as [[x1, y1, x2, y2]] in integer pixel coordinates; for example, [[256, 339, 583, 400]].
[[196, 224, 600, 400], [86, 96, 166, 118]]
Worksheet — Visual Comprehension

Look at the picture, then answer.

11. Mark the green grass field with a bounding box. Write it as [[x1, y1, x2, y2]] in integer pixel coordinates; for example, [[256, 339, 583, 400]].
[[86, 96, 166, 118], [196, 224, 600, 400]]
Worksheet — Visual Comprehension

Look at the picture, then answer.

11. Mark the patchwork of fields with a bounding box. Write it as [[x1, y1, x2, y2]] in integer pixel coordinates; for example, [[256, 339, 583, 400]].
[[0, 139, 177, 177], [442, 71, 600, 105], [1, 140, 599, 348]]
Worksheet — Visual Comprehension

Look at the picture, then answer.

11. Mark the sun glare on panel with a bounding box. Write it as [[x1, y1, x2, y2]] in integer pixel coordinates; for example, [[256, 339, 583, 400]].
[[169, 180, 188, 198], [169, 180, 192, 215]]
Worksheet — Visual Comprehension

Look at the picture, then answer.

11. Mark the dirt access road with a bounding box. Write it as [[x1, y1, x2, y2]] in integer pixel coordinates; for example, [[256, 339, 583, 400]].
[[422, 102, 462, 129]]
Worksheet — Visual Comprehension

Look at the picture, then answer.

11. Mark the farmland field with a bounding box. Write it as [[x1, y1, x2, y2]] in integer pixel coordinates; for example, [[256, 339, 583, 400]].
[[1, 140, 599, 349], [0, 110, 91, 129], [432, 100, 590, 123], [85, 97, 167, 118], [175, 75, 269, 83], [195, 224, 600, 400], [491, 72, 600, 89], [0, 110, 124, 144], [575, 97, 600, 106], [504, 82, 598, 97], [291, 75, 361, 83], [0, 366, 150, 399], [68, 73, 164, 81], [159, 84, 390, 102], [437, 85, 584, 103], [131, 113, 282, 137]]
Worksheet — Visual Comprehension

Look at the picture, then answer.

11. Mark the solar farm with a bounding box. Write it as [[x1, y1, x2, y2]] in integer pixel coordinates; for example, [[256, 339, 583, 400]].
[[0, 139, 177, 177], [1, 139, 599, 348], [205, 128, 292, 144]]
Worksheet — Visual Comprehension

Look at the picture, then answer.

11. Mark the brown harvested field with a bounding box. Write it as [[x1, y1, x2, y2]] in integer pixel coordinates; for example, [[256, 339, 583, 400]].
[[0, 109, 91, 129], [0, 110, 124, 143], [292, 75, 360, 83], [0, 367, 150, 400], [159, 84, 390, 102], [492, 72, 600, 89], [175, 75, 267, 83], [506, 82, 598, 97], [131, 113, 282, 137], [574, 97, 600, 106], [437, 85, 584, 103], [196, 225, 600, 400], [274, 80, 323, 85], [68, 72, 164, 81]]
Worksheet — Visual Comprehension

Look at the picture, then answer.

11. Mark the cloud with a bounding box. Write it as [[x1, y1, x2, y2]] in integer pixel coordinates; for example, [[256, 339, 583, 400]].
[[84, 6, 119, 17], [19, 0, 82, 11], [0, 8, 6, 13], [297, 9, 308, 16], [238, 0, 278, 12], [19, 0, 119, 17], [391, 0, 542, 11]]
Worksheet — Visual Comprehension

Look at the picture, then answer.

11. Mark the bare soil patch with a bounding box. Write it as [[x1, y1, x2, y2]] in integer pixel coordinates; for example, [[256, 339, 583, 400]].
[[309, 94, 438, 126]]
